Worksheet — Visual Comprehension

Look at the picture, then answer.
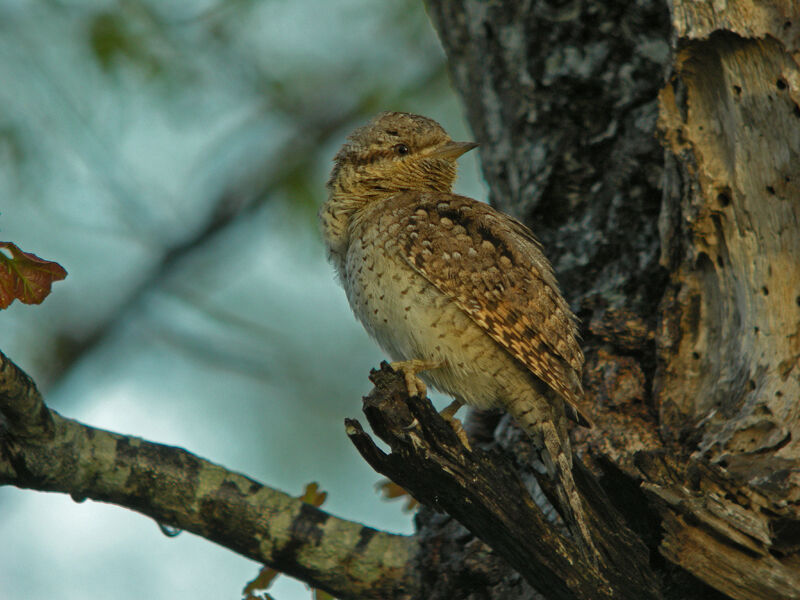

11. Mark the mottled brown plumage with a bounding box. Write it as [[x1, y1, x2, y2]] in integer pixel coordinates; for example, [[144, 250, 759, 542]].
[[319, 112, 595, 555]]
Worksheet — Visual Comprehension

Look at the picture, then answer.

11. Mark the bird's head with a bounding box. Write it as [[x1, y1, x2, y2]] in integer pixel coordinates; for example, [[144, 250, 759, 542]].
[[327, 112, 477, 199]]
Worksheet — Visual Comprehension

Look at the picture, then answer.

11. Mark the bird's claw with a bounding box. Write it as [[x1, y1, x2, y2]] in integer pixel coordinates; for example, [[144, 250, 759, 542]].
[[389, 359, 442, 398], [439, 399, 471, 449]]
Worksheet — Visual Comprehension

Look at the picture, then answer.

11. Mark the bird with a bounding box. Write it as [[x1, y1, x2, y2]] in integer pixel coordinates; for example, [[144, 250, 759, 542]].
[[319, 111, 595, 556]]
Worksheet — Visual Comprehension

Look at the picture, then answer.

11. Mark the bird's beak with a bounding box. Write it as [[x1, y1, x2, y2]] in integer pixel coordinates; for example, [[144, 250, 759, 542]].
[[430, 141, 479, 160]]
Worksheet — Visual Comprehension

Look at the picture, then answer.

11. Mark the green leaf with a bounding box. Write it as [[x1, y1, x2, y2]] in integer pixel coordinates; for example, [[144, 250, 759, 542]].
[[87, 10, 163, 75], [299, 482, 327, 508]]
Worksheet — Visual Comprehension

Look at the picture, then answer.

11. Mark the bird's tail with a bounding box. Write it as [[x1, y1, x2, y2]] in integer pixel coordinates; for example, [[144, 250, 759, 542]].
[[539, 418, 597, 559], [507, 395, 598, 560]]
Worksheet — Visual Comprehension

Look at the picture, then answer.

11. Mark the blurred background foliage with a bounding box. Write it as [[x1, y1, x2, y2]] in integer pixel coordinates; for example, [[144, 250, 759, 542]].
[[0, 1, 484, 598]]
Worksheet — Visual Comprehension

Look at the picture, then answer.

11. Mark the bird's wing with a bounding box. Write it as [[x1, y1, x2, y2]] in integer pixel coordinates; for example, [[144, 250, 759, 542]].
[[388, 192, 589, 423]]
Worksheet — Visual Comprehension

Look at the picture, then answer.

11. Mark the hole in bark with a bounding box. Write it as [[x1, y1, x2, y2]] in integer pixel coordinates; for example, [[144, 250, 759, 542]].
[[794, 105, 800, 118], [716, 255, 723, 268], [766, 185, 776, 195], [732, 85, 742, 96], [762, 286, 770, 296], [776, 390, 784, 397], [748, 380, 756, 391], [692, 351, 700, 360], [777, 78, 788, 90], [695, 252, 714, 273], [717, 190, 731, 206], [784, 20, 792, 29], [796, 295, 800, 306], [773, 517, 800, 552], [754, 326, 759, 334]]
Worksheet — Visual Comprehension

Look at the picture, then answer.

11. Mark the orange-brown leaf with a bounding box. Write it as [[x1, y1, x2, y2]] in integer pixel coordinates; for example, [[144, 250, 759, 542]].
[[0, 242, 67, 309], [377, 479, 419, 512], [242, 566, 279, 600]]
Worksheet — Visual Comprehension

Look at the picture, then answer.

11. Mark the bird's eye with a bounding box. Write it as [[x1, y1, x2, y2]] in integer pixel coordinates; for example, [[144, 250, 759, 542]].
[[393, 143, 410, 156]]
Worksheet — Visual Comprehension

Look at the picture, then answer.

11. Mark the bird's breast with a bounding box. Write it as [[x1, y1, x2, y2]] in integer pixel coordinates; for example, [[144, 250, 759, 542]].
[[341, 211, 517, 410], [343, 222, 442, 362]]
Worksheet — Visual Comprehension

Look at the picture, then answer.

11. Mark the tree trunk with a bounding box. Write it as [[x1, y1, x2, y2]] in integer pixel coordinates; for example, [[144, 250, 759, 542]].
[[419, 0, 800, 598]]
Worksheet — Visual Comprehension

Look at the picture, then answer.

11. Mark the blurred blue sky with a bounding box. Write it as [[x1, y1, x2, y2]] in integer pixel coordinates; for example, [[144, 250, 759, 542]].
[[0, 1, 484, 599]]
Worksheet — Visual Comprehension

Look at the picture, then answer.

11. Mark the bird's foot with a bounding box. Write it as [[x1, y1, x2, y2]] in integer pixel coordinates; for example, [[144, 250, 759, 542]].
[[389, 359, 443, 398], [439, 399, 471, 450]]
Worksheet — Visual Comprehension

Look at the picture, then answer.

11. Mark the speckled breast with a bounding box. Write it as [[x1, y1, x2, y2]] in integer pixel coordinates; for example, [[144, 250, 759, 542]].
[[342, 202, 520, 410]]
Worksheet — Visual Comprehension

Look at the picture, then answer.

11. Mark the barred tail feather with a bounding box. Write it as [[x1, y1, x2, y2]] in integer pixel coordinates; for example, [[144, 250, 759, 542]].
[[507, 393, 598, 560], [539, 419, 597, 560]]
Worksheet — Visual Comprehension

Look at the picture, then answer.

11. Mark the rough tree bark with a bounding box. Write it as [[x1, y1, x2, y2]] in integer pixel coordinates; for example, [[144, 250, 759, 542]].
[[416, 0, 800, 599], [2, 1, 798, 599]]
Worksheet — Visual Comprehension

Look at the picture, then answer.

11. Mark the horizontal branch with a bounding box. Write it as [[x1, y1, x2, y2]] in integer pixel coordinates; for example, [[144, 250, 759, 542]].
[[0, 350, 418, 600]]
